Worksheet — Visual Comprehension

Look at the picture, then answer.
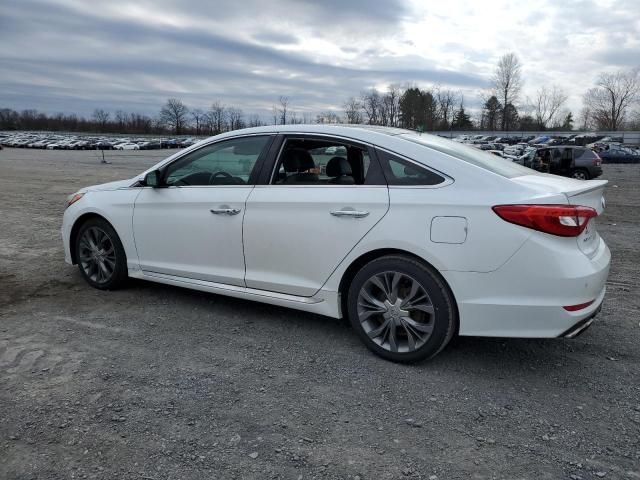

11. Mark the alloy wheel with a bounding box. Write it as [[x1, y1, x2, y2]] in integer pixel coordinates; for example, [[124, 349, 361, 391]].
[[357, 271, 435, 353], [78, 227, 117, 284]]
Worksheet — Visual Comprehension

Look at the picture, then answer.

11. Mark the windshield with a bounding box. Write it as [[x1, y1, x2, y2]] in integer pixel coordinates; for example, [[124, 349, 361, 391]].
[[399, 133, 538, 178]]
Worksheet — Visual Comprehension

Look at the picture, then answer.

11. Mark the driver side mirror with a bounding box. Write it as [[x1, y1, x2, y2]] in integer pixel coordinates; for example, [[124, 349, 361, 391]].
[[143, 170, 165, 188]]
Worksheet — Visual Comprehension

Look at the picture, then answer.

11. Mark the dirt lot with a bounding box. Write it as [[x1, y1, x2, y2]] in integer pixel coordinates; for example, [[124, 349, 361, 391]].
[[0, 147, 639, 480]]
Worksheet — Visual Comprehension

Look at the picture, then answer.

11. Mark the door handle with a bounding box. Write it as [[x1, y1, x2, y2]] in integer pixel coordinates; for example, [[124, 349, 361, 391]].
[[330, 209, 370, 218], [210, 207, 241, 215]]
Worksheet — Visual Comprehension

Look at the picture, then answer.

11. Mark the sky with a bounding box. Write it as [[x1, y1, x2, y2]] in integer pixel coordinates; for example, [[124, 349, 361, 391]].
[[1, 0, 639, 121]]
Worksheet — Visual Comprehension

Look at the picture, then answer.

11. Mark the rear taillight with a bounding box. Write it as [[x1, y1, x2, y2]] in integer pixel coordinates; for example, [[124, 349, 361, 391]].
[[492, 204, 597, 237], [593, 152, 602, 166]]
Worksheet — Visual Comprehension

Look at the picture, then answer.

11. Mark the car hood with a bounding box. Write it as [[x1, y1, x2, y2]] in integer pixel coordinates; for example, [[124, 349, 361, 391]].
[[84, 178, 138, 192]]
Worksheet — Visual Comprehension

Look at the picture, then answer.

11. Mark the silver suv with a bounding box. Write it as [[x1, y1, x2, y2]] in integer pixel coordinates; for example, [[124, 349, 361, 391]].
[[533, 147, 603, 180]]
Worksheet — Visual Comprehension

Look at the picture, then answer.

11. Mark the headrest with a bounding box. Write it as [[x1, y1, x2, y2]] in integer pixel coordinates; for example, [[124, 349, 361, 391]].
[[326, 156, 352, 177], [282, 148, 315, 172]]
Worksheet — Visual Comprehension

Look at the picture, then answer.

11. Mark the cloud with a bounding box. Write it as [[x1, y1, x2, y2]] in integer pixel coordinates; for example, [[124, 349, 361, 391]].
[[0, 0, 637, 119]]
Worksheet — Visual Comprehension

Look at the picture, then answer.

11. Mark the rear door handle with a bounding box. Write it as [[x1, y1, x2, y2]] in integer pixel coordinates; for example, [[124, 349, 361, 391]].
[[330, 209, 370, 218], [210, 207, 241, 215]]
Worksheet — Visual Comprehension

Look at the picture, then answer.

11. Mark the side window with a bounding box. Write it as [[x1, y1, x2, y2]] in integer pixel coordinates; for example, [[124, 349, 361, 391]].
[[164, 136, 270, 186], [271, 138, 378, 185], [376, 150, 445, 186]]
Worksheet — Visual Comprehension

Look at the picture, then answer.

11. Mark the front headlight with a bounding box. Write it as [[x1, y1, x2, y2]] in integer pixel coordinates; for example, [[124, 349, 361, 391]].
[[65, 192, 85, 209]]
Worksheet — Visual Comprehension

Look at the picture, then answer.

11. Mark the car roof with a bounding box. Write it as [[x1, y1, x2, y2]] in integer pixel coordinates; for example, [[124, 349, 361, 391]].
[[211, 124, 410, 142]]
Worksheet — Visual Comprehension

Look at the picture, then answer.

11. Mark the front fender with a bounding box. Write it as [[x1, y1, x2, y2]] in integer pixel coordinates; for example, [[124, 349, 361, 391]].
[[62, 188, 142, 271]]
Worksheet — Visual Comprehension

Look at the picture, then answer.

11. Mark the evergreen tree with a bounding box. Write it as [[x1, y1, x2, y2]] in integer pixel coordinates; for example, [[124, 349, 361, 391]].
[[452, 102, 473, 130], [482, 96, 502, 130], [502, 103, 519, 131], [562, 112, 574, 130]]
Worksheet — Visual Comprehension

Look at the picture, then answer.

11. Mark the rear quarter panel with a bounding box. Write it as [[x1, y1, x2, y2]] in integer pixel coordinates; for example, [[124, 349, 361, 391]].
[[321, 169, 570, 297]]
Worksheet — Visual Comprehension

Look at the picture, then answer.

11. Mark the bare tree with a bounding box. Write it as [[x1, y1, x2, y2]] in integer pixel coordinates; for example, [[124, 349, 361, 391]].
[[381, 85, 401, 127], [247, 114, 263, 127], [159, 98, 189, 135], [114, 110, 127, 132], [493, 53, 523, 130], [190, 108, 205, 135], [578, 106, 593, 131], [582, 68, 640, 130], [361, 89, 381, 125], [435, 87, 459, 129], [207, 101, 226, 134], [227, 107, 244, 131], [531, 85, 568, 129], [92, 109, 110, 132], [343, 97, 363, 124], [289, 111, 305, 124], [278, 96, 290, 125], [316, 111, 341, 124]]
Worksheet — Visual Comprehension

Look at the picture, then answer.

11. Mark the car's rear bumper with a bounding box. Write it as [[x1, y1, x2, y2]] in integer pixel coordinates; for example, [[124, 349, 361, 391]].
[[442, 234, 610, 338], [588, 166, 603, 178]]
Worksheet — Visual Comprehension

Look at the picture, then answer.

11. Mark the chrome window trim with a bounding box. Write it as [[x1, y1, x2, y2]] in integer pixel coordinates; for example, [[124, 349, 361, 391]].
[[264, 132, 455, 189]]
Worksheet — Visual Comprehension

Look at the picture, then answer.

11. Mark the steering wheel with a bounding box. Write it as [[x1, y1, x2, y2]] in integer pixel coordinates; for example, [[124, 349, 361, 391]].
[[208, 171, 233, 185]]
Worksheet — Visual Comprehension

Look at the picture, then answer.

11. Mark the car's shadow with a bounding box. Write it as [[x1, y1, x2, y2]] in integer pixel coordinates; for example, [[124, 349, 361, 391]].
[[99, 276, 599, 375]]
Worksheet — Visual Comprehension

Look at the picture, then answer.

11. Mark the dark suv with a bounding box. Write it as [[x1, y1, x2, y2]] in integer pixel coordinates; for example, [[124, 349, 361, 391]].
[[532, 147, 603, 180]]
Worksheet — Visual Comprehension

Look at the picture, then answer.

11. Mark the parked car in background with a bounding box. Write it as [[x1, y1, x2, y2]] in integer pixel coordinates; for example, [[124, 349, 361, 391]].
[[487, 150, 505, 158], [534, 147, 602, 179], [62, 125, 609, 363], [115, 143, 140, 150], [598, 146, 640, 164], [503, 143, 529, 156], [587, 137, 623, 149], [161, 139, 180, 148]]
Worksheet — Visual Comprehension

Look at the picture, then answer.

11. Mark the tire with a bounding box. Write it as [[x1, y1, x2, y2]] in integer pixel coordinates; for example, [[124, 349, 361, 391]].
[[75, 218, 128, 290], [347, 255, 456, 363], [571, 168, 590, 180]]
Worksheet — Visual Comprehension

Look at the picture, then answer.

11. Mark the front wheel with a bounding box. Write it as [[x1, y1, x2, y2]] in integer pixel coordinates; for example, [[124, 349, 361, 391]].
[[75, 218, 128, 290], [347, 255, 457, 363]]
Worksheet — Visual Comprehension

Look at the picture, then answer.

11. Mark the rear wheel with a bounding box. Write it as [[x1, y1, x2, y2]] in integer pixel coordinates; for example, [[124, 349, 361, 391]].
[[571, 168, 590, 180], [347, 255, 456, 363], [75, 218, 128, 290]]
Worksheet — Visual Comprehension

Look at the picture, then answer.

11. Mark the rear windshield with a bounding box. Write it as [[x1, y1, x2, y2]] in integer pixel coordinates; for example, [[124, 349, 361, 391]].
[[399, 133, 537, 178]]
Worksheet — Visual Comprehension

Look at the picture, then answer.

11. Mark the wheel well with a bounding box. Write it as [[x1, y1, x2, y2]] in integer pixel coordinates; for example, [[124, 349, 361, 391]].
[[337, 249, 459, 333], [69, 213, 110, 264]]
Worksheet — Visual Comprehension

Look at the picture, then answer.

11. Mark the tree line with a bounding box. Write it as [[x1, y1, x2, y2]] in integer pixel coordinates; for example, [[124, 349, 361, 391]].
[[1, 54, 638, 134]]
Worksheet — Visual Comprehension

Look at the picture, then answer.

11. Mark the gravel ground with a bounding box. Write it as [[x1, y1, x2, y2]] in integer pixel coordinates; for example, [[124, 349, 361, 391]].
[[0, 148, 639, 480]]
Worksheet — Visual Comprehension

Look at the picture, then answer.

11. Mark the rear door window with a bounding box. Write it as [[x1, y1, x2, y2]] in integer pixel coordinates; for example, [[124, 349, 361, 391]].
[[376, 149, 446, 186], [270, 137, 383, 185]]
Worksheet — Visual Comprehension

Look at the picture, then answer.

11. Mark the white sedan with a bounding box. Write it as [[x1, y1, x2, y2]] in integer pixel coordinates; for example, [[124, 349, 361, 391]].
[[114, 143, 140, 150], [61, 125, 610, 362]]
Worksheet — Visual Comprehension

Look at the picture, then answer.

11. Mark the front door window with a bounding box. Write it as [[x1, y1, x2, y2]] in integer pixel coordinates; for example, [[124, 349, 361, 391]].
[[164, 136, 270, 186]]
